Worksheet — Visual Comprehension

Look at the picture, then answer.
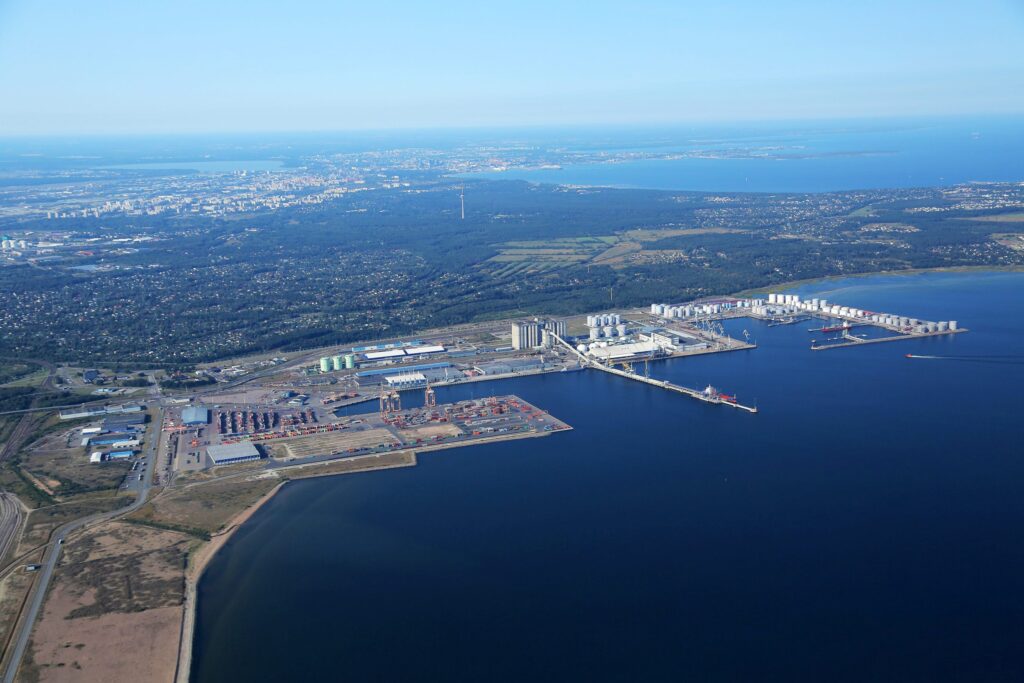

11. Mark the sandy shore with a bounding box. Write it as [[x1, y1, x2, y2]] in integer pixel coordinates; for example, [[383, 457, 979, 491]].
[[172, 425, 565, 682], [174, 481, 284, 683]]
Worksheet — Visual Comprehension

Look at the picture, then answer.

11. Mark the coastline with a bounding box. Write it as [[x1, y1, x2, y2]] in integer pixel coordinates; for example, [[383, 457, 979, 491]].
[[174, 482, 284, 683], [172, 427, 565, 682], [732, 265, 1024, 298]]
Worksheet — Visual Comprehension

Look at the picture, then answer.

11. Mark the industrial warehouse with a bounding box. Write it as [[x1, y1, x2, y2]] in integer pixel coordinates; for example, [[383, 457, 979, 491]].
[[144, 289, 966, 476]]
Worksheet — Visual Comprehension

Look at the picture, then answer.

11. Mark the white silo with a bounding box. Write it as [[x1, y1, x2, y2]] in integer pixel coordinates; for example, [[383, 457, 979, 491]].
[[603, 325, 615, 337], [589, 327, 600, 340], [616, 323, 627, 337], [949, 321, 958, 330]]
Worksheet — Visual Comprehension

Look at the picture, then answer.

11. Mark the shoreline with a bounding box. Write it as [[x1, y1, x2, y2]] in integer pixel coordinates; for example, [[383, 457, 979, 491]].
[[732, 265, 1024, 298], [172, 426, 565, 682], [174, 481, 284, 683]]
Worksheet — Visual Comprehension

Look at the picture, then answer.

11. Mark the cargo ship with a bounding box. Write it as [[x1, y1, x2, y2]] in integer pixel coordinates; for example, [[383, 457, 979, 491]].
[[810, 322, 851, 333]]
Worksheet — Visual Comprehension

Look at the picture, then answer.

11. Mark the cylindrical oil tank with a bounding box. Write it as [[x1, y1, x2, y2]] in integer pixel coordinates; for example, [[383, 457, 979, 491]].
[[616, 323, 627, 337], [949, 320, 958, 330], [344, 354, 356, 369]]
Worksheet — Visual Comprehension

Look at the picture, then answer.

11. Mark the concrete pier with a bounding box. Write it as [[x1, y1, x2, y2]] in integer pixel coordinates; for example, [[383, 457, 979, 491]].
[[811, 327, 967, 351], [552, 335, 757, 413]]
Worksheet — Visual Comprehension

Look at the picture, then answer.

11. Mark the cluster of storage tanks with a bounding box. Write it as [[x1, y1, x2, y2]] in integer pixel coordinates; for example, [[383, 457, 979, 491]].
[[0, 239, 28, 250], [587, 313, 627, 340], [755, 293, 956, 333], [751, 293, 870, 318], [650, 301, 748, 319], [319, 354, 357, 372]]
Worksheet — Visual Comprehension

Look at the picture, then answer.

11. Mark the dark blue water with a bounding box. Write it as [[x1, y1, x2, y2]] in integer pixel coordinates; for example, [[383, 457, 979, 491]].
[[466, 118, 1024, 192], [193, 271, 1024, 682]]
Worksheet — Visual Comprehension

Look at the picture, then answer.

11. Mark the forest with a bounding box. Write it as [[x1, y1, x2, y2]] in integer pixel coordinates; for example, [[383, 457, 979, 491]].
[[0, 179, 1021, 364]]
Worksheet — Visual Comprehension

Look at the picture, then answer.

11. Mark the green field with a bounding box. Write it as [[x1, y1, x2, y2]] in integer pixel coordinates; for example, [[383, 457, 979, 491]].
[[485, 236, 621, 275], [0, 363, 38, 386]]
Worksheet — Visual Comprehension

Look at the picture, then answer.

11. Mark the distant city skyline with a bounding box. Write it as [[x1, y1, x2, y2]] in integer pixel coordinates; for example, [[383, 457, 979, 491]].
[[0, 0, 1022, 135]]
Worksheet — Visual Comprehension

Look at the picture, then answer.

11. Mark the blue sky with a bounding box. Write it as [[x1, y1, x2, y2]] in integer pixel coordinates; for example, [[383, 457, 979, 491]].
[[0, 0, 1022, 134]]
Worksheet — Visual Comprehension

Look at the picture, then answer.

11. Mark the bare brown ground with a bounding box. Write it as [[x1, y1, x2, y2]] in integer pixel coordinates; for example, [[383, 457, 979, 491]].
[[28, 605, 182, 683], [277, 427, 399, 459], [23, 522, 191, 683], [400, 424, 463, 439]]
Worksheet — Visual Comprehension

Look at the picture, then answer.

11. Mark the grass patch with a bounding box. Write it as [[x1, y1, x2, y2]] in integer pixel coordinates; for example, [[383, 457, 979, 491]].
[[128, 476, 278, 536], [968, 212, 1024, 223]]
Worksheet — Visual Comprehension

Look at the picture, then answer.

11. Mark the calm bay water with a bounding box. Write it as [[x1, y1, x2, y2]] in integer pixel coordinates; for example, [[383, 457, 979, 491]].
[[193, 271, 1024, 682], [466, 118, 1024, 192]]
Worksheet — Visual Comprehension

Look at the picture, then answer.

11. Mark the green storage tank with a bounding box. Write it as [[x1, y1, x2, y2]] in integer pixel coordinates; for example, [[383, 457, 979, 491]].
[[343, 354, 356, 369]]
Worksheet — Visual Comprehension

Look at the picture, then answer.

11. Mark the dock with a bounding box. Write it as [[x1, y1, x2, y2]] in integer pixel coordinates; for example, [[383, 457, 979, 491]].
[[811, 327, 967, 351], [552, 334, 757, 413]]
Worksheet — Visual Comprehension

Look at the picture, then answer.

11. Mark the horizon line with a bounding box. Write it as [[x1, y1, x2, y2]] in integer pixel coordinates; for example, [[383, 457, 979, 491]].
[[0, 111, 1021, 141]]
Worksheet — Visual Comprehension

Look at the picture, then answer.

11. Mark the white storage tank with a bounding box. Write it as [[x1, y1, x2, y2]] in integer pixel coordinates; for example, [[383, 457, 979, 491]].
[[576, 344, 589, 353], [937, 321, 949, 331], [603, 325, 615, 337], [616, 323, 627, 337], [589, 327, 601, 340], [949, 320, 958, 330]]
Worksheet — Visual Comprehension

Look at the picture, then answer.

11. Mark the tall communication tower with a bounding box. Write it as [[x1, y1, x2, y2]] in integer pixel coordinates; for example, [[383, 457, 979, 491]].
[[460, 185, 465, 220]]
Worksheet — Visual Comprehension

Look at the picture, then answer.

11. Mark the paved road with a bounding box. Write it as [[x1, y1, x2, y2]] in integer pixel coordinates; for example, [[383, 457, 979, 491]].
[[1, 406, 164, 683]]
